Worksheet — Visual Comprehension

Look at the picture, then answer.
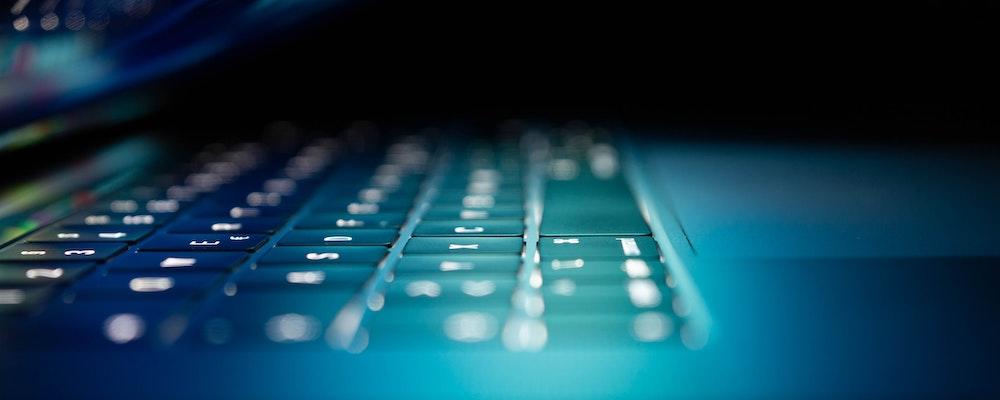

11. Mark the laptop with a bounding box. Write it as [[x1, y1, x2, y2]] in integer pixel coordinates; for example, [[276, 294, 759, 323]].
[[2, 1, 999, 398]]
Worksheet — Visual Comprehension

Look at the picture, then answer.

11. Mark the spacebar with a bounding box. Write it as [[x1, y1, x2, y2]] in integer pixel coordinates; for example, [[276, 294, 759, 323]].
[[540, 175, 651, 236]]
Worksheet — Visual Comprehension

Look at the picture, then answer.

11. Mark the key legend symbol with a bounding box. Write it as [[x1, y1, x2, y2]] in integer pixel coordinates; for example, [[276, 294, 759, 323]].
[[459, 210, 489, 220], [454, 227, 485, 234], [160, 257, 197, 268], [405, 280, 442, 298], [129, 277, 175, 292], [550, 259, 585, 270], [64, 249, 96, 256], [122, 215, 155, 225], [449, 244, 479, 250], [84, 215, 111, 225], [305, 252, 340, 260], [211, 223, 242, 232], [616, 238, 642, 256], [98, 232, 127, 239], [336, 219, 364, 228], [189, 240, 221, 246], [286, 271, 326, 284], [460, 280, 496, 297], [553, 238, 580, 244], [25, 268, 64, 279], [440, 261, 475, 271], [56, 233, 80, 239]]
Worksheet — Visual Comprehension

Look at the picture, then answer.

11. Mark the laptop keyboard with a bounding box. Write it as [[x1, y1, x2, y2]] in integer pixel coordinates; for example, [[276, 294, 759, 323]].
[[0, 125, 689, 352]]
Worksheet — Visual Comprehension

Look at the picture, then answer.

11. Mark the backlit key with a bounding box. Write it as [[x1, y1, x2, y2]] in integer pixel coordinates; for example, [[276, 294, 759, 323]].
[[167, 218, 286, 234], [413, 220, 524, 237], [278, 229, 397, 246], [105, 252, 246, 271], [539, 236, 659, 259], [26, 226, 153, 243], [257, 246, 388, 265], [139, 234, 268, 252], [0, 243, 126, 262], [404, 237, 523, 254], [296, 213, 406, 229]]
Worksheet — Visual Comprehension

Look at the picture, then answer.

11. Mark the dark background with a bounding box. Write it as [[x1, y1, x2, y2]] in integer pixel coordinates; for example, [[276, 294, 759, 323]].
[[148, 0, 1000, 141], [8, 0, 1000, 172]]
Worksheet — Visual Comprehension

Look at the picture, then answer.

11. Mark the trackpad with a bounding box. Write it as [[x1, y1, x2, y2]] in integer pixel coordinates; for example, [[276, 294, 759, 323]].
[[642, 142, 1000, 258]]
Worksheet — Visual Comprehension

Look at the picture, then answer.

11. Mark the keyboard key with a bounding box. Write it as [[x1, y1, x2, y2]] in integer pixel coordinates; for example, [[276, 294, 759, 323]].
[[0, 287, 53, 316], [105, 251, 247, 271], [69, 271, 225, 299], [404, 237, 523, 255], [435, 198, 521, 211], [544, 313, 678, 348], [540, 258, 666, 281], [313, 198, 416, 213], [167, 217, 286, 234], [395, 254, 521, 274], [139, 234, 269, 252], [208, 191, 308, 208], [434, 190, 523, 204], [60, 212, 166, 227], [25, 226, 153, 243], [296, 213, 407, 229], [12, 299, 185, 348], [539, 236, 659, 259], [385, 276, 516, 306], [0, 243, 126, 262], [191, 291, 355, 347], [422, 205, 524, 220], [541, 175, 651, 236], [192, 278, 358, 327], [413, 220, 524, 237], [439, 181, 523, 194], [93, 198, 185, 214], [188, 205, 297, 219], [233, 267, 372, 290], [257, 246, 388, 265], [0, 262, 94, 286], [366, 307, 508, 348], [278, 229, 397, 246], [543, 279, 672, 314]]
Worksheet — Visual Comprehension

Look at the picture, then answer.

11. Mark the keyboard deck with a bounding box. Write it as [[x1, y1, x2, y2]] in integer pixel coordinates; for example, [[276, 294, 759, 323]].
[[0, 124, 706, 353]]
